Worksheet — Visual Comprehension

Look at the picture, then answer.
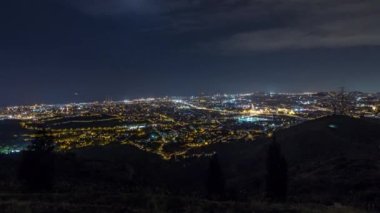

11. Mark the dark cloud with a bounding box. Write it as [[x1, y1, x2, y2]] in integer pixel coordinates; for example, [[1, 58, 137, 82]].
[[65, 0, 380, 51], [215, 0, 380, 51], [218, 16, 380, 51], [1, 0, 380, 105]]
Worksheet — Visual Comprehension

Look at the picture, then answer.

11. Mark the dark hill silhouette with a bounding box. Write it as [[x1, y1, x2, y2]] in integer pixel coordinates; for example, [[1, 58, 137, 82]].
[[277, 115, 380, 163], [0, 115, 379, 211], [193, 115, 380, 205], [275, 115, 380, 205]]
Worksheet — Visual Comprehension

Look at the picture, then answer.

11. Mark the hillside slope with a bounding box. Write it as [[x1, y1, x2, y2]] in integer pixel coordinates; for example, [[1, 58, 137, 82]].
[[276, 116, 380, 205]]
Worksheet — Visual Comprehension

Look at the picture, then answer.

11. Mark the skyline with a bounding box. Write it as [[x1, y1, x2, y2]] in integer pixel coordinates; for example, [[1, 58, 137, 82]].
[[1, 0, 380, 106], [1, 90, 378, 108]]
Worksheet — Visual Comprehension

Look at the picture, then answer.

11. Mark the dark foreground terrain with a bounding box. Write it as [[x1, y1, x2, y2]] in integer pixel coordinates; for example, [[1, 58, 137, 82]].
[[0, 115, 379, 212]]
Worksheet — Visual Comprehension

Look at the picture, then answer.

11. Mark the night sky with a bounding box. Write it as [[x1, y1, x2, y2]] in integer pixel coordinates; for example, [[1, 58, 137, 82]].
[[1, 0, 380, 106]]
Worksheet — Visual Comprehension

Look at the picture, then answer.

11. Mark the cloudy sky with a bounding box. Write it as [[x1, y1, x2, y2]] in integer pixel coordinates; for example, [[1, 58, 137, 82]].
[[1, 0, 380, 105]]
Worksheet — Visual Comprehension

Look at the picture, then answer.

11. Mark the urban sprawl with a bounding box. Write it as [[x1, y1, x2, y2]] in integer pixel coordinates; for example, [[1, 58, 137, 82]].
[[1, 92, 379, 159]]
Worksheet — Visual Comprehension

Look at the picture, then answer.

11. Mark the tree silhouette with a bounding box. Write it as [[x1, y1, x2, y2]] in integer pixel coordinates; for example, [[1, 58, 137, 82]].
[[206, 154, 225, 198], [266, 134, 288, 202], [18, 129, 55, 191], [329, 87, 354, 115]]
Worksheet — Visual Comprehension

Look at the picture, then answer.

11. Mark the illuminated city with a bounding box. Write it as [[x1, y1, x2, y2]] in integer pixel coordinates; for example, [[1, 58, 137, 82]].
[[1, 91, 379, 159], [2, 0, 380, 211]]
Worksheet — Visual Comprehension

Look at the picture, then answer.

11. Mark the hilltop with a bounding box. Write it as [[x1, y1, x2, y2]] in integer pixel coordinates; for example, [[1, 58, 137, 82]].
[[276, 115, 380, 205], [0, 115, 379, 212]]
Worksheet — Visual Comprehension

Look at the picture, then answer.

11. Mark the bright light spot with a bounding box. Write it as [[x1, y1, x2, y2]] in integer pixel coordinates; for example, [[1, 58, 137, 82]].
[[237, 116, 268, 123]]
